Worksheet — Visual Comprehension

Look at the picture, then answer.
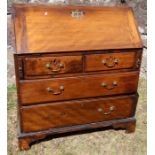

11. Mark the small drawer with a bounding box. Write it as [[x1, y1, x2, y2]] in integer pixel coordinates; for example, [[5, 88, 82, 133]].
[[85, 51, 139, 72], [20, 71, 139, 105], [24, 55, 83, 77], [21, 94, 137, 132]]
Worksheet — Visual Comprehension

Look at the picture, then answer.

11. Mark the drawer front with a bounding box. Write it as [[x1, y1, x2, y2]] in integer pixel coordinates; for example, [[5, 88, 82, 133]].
[[24, 56, 83, 77], [20, 71, 139, 105], [85, 51, 139, 71], [21, 95, 137, 132]]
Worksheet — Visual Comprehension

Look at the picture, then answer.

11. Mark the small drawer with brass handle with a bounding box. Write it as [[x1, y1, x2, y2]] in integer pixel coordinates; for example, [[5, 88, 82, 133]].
[[101, 81, 118, 90], [47, 86, 64, 95], [85, 51, 138, 72], [24, 55, 83, 79]]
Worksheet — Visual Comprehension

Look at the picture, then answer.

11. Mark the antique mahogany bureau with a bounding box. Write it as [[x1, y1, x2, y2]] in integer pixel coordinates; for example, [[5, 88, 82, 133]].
[[12, 4, 143, 150]]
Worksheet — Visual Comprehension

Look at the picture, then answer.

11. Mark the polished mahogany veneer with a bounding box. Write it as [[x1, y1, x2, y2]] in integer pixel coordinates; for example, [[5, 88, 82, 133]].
[[21, 94, 137, 132], [24, 55, 83, 77], [12, 4, 143, 150], [20, 71, 139, 105]]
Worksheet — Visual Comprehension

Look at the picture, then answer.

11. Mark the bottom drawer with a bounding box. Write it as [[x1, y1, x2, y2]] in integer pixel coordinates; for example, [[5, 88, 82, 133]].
[[21, 94, 138, 132]]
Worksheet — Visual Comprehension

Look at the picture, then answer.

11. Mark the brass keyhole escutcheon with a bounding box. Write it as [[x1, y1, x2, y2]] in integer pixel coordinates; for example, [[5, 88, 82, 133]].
[[71, 10, 85, 18]]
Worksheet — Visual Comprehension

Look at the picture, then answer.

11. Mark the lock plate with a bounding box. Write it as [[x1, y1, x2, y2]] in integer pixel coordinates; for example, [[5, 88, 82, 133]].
[[71, 10, 85, 18]]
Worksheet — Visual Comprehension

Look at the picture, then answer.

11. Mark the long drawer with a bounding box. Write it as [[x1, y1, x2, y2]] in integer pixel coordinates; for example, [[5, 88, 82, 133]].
[[20, 71, 139, 105], [21, 94, 137, 132]]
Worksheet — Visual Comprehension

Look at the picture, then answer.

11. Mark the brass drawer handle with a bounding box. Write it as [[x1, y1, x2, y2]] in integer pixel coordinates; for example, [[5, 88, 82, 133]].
[[98, 106, 115, 115], [46, 63, 64, 72], [101, 81, 118, 90], [102, 56, 118, 68], [47, 86, 64, 95], [45, 59, 64, 73]]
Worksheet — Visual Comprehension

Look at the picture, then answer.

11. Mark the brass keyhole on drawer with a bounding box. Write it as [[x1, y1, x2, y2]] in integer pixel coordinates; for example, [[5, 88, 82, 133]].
[[80, 103, 85, 107], [47, 86, 64, 95], [101, 81, 118, 90], [98, 106, 115, 115], [61, 112, 67, 116]]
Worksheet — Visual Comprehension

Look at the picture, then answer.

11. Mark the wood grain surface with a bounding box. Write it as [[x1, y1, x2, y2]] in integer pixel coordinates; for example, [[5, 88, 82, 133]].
[[85, 51, 138, 71], [21, 94, 137, 132], [12, 4, 143, 150], [24, 55, 83, 77], [12, 4, 143, 53], [19, 71, 139, 105]]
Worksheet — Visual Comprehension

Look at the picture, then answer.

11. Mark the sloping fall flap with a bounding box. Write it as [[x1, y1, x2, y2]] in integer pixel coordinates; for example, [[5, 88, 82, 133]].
[[13, 4, 143, 54]]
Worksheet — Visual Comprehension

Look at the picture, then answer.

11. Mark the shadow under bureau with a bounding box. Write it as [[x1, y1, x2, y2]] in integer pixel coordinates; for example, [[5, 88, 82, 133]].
[[12, 4, 143, 150]]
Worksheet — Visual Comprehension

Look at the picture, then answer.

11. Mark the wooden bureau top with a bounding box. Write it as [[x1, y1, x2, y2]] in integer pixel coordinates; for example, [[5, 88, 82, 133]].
[[12, 4, 143, 54]]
